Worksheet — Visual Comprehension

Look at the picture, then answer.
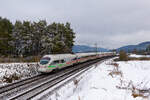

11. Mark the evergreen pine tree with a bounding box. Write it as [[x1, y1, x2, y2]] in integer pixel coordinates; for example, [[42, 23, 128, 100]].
[[0, 17, 13, 56]]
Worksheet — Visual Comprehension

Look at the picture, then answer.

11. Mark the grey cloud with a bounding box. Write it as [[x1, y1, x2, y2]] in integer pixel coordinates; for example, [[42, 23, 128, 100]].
[[0, 0, 150, 48]]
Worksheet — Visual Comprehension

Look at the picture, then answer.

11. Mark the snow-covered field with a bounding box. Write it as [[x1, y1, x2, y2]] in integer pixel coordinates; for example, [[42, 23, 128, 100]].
[[48, 59, 150, 100], [0, 57, 150, 100], [0, 63, 39, 86]]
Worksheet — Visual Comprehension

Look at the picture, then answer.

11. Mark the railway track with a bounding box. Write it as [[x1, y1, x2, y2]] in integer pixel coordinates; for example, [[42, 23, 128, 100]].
[[0, 74, 46, 94], [0, 56, 114, 100]]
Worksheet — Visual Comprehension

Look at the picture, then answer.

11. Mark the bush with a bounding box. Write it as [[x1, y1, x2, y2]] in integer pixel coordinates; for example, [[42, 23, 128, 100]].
[[3, 73, 21, 83], [119, 51, 128, 61]]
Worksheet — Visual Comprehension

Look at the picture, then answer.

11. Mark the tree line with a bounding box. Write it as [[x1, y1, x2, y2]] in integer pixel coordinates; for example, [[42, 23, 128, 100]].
[[0, 17, 75, 57], [132, 45, 150, 55]]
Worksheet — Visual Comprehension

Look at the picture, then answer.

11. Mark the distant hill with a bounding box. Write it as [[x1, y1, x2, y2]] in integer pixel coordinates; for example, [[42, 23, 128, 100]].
[[116, 41, 150, 52], [72, 45, 109, 53]]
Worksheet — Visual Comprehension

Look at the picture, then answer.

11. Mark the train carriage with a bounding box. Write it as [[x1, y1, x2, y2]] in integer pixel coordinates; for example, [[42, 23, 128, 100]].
[[38, 52, 115, 73]]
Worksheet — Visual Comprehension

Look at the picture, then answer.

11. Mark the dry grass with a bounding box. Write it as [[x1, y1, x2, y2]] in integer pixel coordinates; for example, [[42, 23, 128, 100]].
[[73, 79, 79, 85], [116, 80, 150, 99], [108, 62, 119, 67], [108, 62, 123, 77], [108, 71, 123, 78], [73, 77, 83, 86], [128, 57, 150, 61], [78, 96, 81, 100], [131, 85, 150, 98], [132, 92, 147, 98], [112, 56, 150, 99]]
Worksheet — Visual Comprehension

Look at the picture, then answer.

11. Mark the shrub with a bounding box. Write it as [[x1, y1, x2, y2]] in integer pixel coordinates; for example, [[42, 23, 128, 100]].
[[108, 62, 123, 77], [119, 51, 128, 61], [3, 73, 21, 83]]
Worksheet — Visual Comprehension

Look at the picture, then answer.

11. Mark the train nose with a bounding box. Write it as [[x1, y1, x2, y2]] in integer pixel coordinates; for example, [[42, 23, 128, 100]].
[[38, 65, 52, 73], [38, 67, 46, 72], [39, 65, 47, 68]]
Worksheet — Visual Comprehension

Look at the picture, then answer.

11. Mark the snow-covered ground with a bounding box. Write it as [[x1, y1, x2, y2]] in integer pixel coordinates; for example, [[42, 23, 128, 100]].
[[129, 54, 150, 58], [48, 59, 150, 100], [0, 63, 39, 86]]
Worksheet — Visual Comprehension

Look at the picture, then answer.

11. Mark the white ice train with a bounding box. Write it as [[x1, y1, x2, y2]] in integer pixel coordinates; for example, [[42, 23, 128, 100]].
[[38, 52, 114, 73]]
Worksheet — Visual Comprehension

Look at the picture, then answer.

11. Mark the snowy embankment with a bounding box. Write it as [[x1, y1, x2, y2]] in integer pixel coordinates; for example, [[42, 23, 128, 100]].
[[49, 59, 150, 100], [0, 63, 39, 86]]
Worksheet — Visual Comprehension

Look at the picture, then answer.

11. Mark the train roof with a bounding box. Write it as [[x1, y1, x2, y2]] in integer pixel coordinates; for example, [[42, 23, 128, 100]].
[[42, 54, 76, 60], [41, 52, 113, 60]]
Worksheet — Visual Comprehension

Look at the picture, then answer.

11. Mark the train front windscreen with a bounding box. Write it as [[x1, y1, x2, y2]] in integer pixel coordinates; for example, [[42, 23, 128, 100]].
[[40, 57, 51, 65]]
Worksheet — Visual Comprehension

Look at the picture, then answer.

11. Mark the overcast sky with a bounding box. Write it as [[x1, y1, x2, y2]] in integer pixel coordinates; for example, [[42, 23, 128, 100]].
[[1, 0, 150, 49]]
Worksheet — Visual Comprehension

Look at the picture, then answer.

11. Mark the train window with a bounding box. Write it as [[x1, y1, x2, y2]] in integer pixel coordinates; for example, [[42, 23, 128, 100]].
[[64, 58, 70, 62], [51, 60, 59, 65], [72, 57, 77, 60], [40, 57, 51, 65], [40, 60, 49, 65], [77, 57, 80, 59], [60, 59, 65, 63]]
